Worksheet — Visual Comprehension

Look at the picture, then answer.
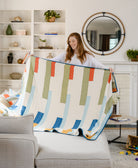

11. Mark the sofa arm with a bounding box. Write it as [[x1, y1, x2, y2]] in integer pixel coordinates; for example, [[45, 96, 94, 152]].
[[0, 134, 38, 168]]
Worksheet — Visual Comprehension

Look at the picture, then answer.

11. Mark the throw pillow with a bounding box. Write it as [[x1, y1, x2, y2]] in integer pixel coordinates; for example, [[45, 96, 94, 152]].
[[0, 114, 34, 134]]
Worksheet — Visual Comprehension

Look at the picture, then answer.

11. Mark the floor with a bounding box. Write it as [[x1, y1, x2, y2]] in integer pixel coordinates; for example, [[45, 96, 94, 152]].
[[103, 128, 138, 168]]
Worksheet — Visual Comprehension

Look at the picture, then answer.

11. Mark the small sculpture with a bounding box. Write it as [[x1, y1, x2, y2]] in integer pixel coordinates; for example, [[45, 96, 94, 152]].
[[6, 24, 13, 35], [7, 52, 13, 64], [14, 16, 22, 22]]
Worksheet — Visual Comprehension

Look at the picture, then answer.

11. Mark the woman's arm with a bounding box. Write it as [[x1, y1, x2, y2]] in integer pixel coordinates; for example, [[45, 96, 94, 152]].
[[52, 52, 66, 62], [89, 55, 113, 72], [89, 56, 107, 69]]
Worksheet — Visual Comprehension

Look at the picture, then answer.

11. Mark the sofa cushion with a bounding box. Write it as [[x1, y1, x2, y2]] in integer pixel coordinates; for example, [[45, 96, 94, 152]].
[[34, 132, 112, 168], [0, 114, 34, 134]]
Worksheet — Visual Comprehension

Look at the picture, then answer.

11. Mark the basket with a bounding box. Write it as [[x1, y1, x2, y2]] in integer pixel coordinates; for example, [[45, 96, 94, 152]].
[[10, 72, 22, 80], [126, 135, 138, 151]]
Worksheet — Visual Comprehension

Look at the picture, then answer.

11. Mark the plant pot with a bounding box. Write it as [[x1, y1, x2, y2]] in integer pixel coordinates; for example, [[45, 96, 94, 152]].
[[39, 41, 46, 48], [47, 17, 55, 22], [131, 58, 138, 62]]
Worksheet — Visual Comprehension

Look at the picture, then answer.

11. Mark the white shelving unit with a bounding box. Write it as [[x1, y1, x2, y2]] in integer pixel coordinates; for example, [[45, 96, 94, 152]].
[[0, 10, 66, 93], [33, 10, 65, 58]]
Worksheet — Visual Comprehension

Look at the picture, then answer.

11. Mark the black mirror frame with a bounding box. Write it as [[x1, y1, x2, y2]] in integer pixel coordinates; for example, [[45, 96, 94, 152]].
[[82, 12, 125, 55]]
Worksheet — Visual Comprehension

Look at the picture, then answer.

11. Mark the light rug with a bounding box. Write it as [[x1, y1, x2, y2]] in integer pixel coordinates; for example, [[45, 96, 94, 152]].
[[104, 128, 138, 168]]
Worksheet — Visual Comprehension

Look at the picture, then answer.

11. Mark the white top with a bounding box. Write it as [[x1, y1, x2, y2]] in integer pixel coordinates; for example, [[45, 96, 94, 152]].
[[52, 52, 107, 69]]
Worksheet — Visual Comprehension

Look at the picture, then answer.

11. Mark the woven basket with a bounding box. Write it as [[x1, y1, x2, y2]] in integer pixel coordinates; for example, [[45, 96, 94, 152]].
[[10, 72, 22, 80], [126, 135, 138, 151]]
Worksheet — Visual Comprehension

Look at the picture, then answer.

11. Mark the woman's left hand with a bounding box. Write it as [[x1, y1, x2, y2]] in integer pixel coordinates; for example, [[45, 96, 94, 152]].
[[109, 67, 114, 73]]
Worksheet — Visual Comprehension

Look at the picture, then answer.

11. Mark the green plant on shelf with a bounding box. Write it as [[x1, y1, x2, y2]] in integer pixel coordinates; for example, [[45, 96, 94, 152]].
[[39, 38, 46, 43], [126, 49, 138, 61], [39, 38, 46, 48], [44, 10, 60, 22]]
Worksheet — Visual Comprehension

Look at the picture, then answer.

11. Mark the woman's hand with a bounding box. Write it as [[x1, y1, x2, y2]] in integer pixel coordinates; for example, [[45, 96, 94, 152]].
[[109, 67, 114, 73]]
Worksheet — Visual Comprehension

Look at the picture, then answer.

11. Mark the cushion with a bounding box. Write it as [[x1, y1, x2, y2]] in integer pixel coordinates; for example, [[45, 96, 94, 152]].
[[35, 131, 112, 168], [0, 114, 34, 134]]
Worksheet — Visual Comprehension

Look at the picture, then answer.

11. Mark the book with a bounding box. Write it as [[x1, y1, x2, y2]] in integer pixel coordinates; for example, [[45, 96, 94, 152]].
[[44, 33, 58, 35], [110, 117, 130, 122]]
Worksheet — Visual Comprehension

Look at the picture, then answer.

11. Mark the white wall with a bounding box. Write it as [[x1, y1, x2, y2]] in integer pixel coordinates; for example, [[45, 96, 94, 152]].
[[1, 0, 138, 62]]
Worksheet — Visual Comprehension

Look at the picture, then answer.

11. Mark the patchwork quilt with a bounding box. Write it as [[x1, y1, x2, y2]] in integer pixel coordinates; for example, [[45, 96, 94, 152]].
[[1, 55, 117, 140]]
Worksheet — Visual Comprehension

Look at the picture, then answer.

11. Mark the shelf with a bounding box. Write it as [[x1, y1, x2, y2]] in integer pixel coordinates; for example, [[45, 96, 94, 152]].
[[34, 49, 64, 52], [0, 49, 31, 52], [0, 9, 65, 92], [34, 22, 65, 24], [0, 35, 31, 38], [0, 64, 26, 66], [0, 22, 31, 25], [0, 79, 22, 82], [34, 34, 65, 37]]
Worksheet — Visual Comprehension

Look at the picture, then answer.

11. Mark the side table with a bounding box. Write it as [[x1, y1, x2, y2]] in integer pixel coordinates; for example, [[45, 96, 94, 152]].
[[106, 115, 138, 144]]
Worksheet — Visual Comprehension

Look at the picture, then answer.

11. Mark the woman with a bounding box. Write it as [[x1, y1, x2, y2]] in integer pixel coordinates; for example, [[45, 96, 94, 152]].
[[52, 32, 113, 71]]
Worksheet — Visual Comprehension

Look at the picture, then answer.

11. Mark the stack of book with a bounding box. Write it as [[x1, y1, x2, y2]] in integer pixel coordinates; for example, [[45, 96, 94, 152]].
[[110, 115, 130, 122]]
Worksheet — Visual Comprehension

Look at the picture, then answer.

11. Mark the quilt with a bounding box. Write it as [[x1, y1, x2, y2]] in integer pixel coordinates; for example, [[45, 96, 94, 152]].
[[1, 55, 117, 140]]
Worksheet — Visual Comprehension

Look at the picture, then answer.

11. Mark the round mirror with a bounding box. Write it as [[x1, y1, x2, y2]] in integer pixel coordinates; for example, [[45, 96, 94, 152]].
[[82, 12, 125, 55]]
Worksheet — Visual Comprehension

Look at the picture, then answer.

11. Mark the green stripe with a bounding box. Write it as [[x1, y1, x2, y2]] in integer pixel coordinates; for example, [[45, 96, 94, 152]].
[[26, 56, 36, 93], [98, 71, 110, 105], [42, 61, 51, 99], [80, 68, 90, 105], [104, 97, 113, 114], [60, 64, 70, 103]]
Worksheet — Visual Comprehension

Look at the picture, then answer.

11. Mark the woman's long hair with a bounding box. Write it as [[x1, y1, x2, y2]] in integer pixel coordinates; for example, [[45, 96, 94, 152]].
[[65, 32, 92, 63]]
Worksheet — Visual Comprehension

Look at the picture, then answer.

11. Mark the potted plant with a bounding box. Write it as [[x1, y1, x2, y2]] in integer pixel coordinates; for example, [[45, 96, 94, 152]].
[[44, 10, 60, 22], [38, 38, 46, 49], [126, 49, 138, 61]]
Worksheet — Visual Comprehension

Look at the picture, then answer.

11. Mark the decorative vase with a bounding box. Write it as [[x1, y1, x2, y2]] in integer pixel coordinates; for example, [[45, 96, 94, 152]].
[[6, 24, 13, 35], [7, 52, 13, 63]]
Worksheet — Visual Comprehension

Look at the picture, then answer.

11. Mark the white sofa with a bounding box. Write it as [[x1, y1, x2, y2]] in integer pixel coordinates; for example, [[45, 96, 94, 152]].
[[0, 115, 112, 168]]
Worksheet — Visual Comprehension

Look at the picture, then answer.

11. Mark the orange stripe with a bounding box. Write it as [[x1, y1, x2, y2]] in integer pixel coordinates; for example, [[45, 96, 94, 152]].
[[4, 94, 9, 98], [34, 57, 39, 73], [89, 68, 95, 81], [69, 65, 74, 80], [51, 62, 56, 77], [24, 67, 27, 72], [62, 129, 72, 134], [108, 73, 112, 83], [9, 101, 13, 105], [22, 53, 28, 64], [112, 88, 117, 92]]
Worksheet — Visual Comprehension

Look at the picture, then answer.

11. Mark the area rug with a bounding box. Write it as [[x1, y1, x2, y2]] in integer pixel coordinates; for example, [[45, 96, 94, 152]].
[[104, 128, 138, 168]]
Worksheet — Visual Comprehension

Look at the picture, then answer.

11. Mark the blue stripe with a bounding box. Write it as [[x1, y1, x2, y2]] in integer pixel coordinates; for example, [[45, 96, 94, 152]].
[[79, 96, 90, 127], [23, 86, 35, 115], [99, 96, 107, 120], [33, 55, 108, 71], [9, 104, 17, 110], [60, 94, 70, 129], [21, 106, 26, 115], [53, 117, 63, 128], [88, 119, 98, 131], [72, 120, 81, 129], [34, 91, 52, 129], [34, 112, 44, 124], [91, 106, 113, 140]]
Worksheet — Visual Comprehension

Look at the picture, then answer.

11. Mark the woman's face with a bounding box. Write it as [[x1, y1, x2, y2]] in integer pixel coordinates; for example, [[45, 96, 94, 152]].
[[68, 36, 78, 51]]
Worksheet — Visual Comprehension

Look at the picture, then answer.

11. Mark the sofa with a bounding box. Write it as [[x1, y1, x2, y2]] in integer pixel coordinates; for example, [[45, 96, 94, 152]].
[[0, 115, 112, 168]]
